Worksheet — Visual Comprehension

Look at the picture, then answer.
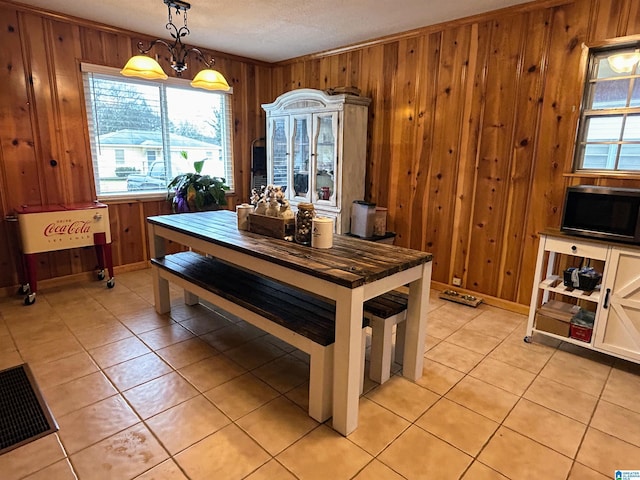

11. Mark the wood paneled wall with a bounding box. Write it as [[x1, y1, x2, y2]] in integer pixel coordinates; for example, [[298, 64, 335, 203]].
[[0, 1, 272, 292], [0, 0, 639, 310], [271, 0, 640, 307]]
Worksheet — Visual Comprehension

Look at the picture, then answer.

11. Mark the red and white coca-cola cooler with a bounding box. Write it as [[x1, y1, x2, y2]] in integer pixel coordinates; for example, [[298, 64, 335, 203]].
[[15, 202, 114, 305]]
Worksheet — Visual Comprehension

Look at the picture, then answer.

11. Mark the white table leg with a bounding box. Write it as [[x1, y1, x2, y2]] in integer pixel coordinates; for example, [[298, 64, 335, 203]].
[[403, 261, 432, 380], [332, 286, 365, 436], [148, 224, 170, 314]]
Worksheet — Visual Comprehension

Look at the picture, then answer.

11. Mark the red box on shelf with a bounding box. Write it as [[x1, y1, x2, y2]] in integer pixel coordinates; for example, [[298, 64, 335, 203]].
[[570, 323, 593, 343]]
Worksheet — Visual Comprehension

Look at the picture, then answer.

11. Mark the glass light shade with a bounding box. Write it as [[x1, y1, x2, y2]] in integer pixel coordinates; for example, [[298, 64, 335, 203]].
[[190, 69, 231, 91], [120, 55, 168, 80], [607, 52, 640, 74]]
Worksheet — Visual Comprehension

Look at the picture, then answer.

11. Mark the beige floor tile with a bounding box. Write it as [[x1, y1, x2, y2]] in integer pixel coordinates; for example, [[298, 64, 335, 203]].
[[445, 376, 519, 423], [423, 334, 442, 352], [346, 397, 410, 456], [0, 434, 66, 480], [601, 367, 640, 414], [539, 349, 611, 396], [469, 357, 536, 395], [134, 459, 189, 480], [73, 321, 133, 350], [204, 374, 278, 421], [365, 376, 440, 422], [461, 461, 509, 479], [57, 394, 139, 454], [175, 423, 271, 480], [352, 459, 405, 479], [251, 354, 310, 393], [523, 376, 598, 424], [22, 459, 77, 480], [89, 336, 151, 369], [567, 462, 610, 480], [118, 309, 174, 334], [426, 316, 466, 340], [478, 426, 572, 480], [146, 395, 230, 454], [463, 309, 523, 339], [179, 313, 231, 335], [30, 351, 99, 390], [123, 371, 199, 419], [61, 308, 119, 333], [425, 341, 485, 373], [71, 423, 169, 480], [156, 337, 219, 370], [278, 425, 372, 480], [18, 333, 84, 364], [285, 380, 312, 412], [104, 352, 172, 391], [244, 459, 297, 480], [503, 398, 586, 457], [237, 396, 318, 455], [0, 349, 23, 370], [378, 424, 472, 480], [576, 428, 640, 475], [488, 340, 553, 374], [414, 358, 465, 395], [446, 327, 503, 355], [416, 398, 499, 456], [591, 400, 640, 447], [224, 337, 288, 370], [43, 371, 118, 418], [138, 323, 195, 350], [201, 323, 261, 352], [179, 355, 247, 392]]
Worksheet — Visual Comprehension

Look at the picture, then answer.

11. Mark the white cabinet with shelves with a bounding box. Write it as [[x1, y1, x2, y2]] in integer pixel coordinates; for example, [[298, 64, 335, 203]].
[[262, 89, 371, 234], [593, 247, 640, 362], [526, 230, 640, 364]]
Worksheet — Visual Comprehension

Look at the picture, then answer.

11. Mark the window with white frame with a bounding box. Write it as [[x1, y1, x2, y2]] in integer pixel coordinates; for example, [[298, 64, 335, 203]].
[[574, 45, 640, 173], [81, 64, 234, 198]]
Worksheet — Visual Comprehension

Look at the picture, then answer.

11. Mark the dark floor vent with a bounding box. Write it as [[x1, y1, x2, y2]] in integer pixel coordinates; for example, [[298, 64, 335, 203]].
[[0, 364, 58, 455]]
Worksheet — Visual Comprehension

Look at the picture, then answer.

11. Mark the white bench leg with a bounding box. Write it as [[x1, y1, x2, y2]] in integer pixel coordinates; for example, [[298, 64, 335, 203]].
[[369, 312, 406, 384], [394, 318, 406, 365], [308, 343, 334, 423], [184, 290, 199, 306]]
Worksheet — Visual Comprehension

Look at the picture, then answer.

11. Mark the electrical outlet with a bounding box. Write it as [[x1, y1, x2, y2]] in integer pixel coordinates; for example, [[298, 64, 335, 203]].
[[452, 277, 462, 286]]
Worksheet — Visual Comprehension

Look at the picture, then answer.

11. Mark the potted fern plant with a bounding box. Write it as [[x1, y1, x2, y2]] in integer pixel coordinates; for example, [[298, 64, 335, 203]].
[[167, 151, 230, 213]]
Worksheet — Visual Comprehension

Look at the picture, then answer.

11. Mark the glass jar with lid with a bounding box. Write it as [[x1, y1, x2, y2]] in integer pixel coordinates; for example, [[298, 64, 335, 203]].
[[295, 203, 315, 245]]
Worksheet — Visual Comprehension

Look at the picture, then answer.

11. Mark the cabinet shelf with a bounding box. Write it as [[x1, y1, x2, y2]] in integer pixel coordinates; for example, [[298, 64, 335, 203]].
[[539, 275, 601, 303]]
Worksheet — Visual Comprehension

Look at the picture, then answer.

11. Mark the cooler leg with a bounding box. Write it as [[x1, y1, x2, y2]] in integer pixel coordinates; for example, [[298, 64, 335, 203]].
[[94, 233, 115, 288], [23, 253, 37, 305]]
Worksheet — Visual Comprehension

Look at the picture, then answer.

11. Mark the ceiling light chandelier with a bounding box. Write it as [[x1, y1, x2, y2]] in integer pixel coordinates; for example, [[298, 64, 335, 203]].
[[120, 0, 230, 91]]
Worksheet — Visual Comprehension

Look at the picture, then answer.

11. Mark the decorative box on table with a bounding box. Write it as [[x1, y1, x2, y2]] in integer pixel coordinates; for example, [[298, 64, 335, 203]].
[[248, 213, 294, 239], [15, 202, 115, 305]]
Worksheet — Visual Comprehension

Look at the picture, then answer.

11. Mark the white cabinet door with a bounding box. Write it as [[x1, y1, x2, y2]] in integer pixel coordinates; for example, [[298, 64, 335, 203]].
[[267, 115, 289, 190], [594, 247, 640, 362], [312, 111, 338, 206]]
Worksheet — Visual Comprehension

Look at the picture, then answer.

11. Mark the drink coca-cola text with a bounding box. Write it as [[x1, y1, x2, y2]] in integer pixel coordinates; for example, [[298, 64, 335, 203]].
[[44, 221, 92, 237]]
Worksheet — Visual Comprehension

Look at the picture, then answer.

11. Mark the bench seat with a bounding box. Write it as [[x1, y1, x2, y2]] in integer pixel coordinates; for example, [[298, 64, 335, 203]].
[[151, 250, 367, 422]]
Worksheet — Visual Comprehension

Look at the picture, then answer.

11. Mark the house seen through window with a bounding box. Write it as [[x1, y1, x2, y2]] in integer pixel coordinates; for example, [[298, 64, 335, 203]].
[[82, 64, 234, 197], [575, 45, 640, 173]]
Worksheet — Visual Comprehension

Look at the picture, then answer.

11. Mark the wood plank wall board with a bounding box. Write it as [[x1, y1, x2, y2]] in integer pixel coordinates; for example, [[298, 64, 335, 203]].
[[1, 0, 640, 309]]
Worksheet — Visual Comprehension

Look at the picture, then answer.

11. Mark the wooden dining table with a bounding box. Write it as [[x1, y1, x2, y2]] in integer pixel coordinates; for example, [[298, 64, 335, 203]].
[[147, 210, 433, 435]]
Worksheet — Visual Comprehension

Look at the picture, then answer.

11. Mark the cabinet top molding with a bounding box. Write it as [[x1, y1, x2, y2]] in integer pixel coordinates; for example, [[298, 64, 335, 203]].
[[262, 88, 371, 113]]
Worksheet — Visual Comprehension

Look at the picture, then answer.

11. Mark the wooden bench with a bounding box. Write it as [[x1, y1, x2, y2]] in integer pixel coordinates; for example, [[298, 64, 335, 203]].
[[151, 250, 367, 423], [364, 290, 408, 384]]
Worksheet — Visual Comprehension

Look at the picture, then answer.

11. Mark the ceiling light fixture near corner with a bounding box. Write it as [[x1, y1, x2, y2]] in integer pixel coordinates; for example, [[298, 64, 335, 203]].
[[607, 50, 640, 74], [120, 0, 230, 92]]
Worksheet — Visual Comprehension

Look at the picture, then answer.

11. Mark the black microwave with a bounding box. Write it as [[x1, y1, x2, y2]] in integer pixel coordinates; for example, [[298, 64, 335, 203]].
[[561, 185, 640, 244]]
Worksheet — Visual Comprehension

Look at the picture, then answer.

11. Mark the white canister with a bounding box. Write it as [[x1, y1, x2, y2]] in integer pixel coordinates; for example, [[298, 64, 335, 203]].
[[236, 203, 253, 231], [312, 217, 334, 249]]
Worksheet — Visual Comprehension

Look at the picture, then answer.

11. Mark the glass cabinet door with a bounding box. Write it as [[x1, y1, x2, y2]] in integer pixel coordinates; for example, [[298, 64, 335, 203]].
[[268, 116, 289, 191], [291, 115, 312, 201], [313, 112, 338, 204]]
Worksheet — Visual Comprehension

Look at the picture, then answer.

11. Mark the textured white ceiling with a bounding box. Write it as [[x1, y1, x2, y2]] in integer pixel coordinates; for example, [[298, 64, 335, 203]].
[[16, 0, 532, 62]]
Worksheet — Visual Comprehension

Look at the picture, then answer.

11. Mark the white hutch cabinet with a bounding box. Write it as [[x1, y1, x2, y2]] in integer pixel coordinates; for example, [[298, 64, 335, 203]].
[[526, 229, 640, 364], [262, 89, 371, 234]]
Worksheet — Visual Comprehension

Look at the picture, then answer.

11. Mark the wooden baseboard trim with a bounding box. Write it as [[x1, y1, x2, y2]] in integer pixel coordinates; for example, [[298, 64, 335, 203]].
[[0, 261, 150, 299], [431, 281, 529, 315]]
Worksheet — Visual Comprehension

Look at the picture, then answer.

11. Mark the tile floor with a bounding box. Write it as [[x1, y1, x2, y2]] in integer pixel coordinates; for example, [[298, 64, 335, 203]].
[[0, 268, 639, 479]]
